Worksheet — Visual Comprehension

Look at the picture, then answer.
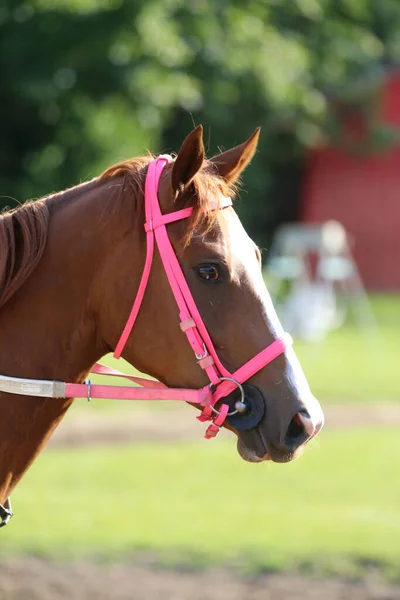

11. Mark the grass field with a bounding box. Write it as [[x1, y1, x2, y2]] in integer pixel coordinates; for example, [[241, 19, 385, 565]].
[[2, 427, 400, 580], [294, 294, 400, 402], [84, 294, 400, 409]]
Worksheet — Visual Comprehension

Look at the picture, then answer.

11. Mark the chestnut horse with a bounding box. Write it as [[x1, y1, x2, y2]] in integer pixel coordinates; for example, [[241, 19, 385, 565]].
[[0, 126, 323, 526]]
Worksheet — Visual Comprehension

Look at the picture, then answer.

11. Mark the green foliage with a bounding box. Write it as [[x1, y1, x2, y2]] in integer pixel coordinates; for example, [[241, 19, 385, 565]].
[[1, 0, 399, 245], [2, 429, 400, 580]]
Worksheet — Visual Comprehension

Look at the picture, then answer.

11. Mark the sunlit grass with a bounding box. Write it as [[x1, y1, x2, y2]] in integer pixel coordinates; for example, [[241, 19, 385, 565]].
[[295, 294, 399, 402], [2, 428, 400, 579]]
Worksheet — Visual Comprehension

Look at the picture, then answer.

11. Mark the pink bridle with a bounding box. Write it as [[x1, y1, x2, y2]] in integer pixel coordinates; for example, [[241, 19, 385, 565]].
[[67, 156, 292, 438], [0, 156, 296, 530]]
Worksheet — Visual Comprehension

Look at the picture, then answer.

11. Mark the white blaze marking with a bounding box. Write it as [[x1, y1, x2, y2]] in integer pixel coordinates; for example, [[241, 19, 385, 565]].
[[223, 209, 324, 433]]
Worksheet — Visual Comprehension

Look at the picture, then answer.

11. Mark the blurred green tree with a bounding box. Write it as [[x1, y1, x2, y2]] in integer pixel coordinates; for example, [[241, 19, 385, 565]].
[[1, 0, 399, 246]]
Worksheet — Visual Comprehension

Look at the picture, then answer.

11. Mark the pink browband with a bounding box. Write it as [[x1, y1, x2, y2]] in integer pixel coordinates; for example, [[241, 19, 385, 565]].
[[68, 156, 292, 438]]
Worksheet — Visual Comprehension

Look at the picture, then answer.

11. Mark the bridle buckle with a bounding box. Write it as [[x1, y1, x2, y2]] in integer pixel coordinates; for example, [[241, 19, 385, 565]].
[[195, 343, 208, 360]]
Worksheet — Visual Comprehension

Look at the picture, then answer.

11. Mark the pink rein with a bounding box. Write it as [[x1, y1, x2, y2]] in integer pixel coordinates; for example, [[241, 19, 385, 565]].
[[66, 156, 292, 438]]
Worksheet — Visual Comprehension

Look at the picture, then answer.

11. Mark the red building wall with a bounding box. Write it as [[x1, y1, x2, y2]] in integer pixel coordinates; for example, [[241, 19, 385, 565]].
[[302, 73, 400, 290]]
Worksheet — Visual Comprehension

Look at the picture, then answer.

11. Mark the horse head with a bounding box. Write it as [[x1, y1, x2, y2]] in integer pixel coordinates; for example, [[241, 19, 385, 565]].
[[95, 126, 324, 463]]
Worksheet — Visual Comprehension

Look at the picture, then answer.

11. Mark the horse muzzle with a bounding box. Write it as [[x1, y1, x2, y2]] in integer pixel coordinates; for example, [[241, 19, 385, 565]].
[[222, 384, 323, 463]]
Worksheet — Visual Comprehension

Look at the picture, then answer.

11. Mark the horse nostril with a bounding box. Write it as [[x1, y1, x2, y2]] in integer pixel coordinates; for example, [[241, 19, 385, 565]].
[[284, 411, 314, 451], [295, 410, 316, 437]]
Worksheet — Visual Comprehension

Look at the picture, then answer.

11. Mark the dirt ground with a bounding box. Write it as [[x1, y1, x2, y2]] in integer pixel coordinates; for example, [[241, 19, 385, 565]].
[[1, 557, 399, 600], [3, 403, 399, 600]]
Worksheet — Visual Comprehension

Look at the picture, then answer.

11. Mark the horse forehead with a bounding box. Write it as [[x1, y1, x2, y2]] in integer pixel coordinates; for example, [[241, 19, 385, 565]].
[[220, 209, 256, 262], [192, 209, 253, 253]]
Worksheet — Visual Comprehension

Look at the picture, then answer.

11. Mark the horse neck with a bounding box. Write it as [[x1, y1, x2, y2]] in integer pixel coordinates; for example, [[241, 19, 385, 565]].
[[0, 176, 131, 503]]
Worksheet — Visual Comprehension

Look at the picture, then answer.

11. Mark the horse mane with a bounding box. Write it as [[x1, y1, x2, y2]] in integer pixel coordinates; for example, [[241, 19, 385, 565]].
[[99, 154, 237, 246], [0, 152, 236, 310], [0, 200, 49, 309]]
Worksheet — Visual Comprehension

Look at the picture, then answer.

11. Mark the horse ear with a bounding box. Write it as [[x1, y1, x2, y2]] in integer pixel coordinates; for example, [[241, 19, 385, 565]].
[[171, 125, 205, 194], [210, 127, 260, 183]]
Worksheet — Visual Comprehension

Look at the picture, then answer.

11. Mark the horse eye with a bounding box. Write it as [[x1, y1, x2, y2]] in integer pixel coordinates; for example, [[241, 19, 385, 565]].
[[197, 265, 220, 281]]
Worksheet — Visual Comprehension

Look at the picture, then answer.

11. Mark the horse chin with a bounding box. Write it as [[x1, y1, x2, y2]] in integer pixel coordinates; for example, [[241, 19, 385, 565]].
[[237, 438, 269, 463]]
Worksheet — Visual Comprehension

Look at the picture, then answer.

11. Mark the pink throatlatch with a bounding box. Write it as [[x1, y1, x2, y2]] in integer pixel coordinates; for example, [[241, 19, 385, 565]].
[[66, 156, 293, 438]]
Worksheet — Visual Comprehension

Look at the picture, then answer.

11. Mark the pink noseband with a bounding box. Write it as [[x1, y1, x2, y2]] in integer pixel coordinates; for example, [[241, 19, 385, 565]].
[[67, 156, 292, 438]]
